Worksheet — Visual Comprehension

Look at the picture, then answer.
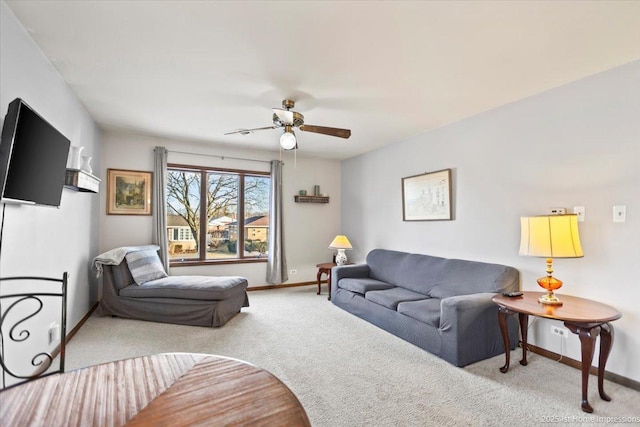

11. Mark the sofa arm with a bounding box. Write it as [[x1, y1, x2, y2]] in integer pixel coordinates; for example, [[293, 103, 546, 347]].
[[332, 264, 370, 283], [439, 293, 497, 331], [439, 292, 518, 367], [331, 264, 370, 296]]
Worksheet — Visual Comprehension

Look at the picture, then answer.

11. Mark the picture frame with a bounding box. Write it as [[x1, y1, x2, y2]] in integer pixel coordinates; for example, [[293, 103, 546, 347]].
[[107, 169, 152, 215], [402, 168, 452, 221]]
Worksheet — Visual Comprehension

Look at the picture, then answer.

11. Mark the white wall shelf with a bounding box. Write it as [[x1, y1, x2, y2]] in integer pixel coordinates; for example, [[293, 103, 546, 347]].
[[64, 169, 100, 193]]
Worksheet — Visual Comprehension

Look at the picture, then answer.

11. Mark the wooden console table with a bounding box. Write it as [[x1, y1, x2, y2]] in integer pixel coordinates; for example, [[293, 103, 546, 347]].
[[0, 353, 311, 426], [492, 292, 621, 413]]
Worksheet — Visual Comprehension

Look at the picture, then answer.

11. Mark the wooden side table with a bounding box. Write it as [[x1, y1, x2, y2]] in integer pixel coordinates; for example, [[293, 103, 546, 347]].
[[316, 262, 337, 300], [492, 291, 621, 413]]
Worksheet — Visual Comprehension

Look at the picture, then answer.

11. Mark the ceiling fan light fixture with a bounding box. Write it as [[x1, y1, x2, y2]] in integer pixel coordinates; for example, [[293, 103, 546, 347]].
[[280, 127, 297, 150]]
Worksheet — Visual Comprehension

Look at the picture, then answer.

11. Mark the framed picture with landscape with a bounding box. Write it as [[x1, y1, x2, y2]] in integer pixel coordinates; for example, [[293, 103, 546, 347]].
[[107, 169, 152, 215], [402, 168, 452, 221]]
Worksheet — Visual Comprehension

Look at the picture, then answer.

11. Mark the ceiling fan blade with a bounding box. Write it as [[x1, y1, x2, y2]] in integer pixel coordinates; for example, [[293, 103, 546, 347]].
[[299, 124, 351, 139], [273, 108, 295, 125], [224, 125, 279, 135]]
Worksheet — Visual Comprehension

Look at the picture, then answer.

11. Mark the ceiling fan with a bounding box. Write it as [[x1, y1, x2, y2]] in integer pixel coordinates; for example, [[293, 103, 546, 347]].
[[225, 99, 351, 150]]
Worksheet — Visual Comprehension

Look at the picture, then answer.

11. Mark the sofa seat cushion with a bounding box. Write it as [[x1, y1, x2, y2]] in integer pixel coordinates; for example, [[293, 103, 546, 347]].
[[119, 276, 248, 301], [365, 287, 428, 310], [397, 298, 442, 327], [338, 278, 395, 295]]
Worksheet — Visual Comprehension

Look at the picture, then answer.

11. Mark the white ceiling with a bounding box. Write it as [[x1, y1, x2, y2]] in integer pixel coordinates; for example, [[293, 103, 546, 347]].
[[6, 1, 640, 160]]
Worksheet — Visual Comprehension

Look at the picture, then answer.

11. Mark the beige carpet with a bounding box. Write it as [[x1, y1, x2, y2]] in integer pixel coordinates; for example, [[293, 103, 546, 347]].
[[66, 286, 639, 426]]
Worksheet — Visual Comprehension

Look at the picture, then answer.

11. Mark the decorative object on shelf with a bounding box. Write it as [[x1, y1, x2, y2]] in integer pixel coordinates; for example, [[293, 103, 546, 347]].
[[402, 168, 452, 221], [294, 195, 329, 203], [299, 190, 307, 196], [313, 185, 320, 196], [67, 145, 84, 169], [519, 214, 583, 305], [80, 155, 92, 174], [107, 169, 152, 215], [64, 169, 100, 193], [329, 235, 353, 266]]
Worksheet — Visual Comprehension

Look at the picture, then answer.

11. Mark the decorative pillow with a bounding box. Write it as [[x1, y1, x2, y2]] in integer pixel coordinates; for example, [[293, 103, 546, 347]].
[[125, 249, 167, 285]]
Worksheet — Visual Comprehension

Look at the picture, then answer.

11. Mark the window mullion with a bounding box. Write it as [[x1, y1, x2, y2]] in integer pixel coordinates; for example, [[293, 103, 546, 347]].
[[200, 170, 208, 261], [238, 173, 245, 259]]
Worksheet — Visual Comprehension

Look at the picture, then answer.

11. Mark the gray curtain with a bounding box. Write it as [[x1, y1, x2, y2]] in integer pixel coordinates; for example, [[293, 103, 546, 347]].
[[152, 146, 170, 273], [266, 160, 288, 284]]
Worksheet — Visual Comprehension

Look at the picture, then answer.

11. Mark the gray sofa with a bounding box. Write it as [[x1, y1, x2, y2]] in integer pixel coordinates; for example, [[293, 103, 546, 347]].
[[331, 249, 519, 366], [98, 260, 249, 327]]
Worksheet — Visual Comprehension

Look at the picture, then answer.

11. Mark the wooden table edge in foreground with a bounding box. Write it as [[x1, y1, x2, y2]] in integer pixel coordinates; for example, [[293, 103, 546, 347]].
[[492, 291, 622, 414], [0, 352, 311, 427]]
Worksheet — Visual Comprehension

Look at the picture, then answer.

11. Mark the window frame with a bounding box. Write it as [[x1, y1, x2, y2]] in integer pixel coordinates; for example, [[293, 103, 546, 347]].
[[167, 163, 270, 267]]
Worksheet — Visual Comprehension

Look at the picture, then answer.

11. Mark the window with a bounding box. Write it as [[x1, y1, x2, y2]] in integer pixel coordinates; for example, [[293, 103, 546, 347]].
[[166, 165, 270, 264]]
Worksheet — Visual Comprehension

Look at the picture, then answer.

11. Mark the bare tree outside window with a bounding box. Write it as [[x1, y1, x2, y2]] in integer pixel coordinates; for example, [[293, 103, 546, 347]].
[[166, 170, 201, 259], [206, 173, 239, 259], [166, 166, 270, 263], [244, 176, 270, 257]]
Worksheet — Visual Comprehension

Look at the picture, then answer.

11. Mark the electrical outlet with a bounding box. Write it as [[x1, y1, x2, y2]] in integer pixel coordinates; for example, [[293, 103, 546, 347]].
[[48, 322, 60, 345], [613, 205, 626, 223], [547, 207, 566, 215], [550, 325, 569, 339], [289, 269, 297, 275]]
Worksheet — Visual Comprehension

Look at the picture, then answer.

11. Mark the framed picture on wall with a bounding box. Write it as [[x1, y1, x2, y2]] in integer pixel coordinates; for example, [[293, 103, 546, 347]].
[[402, 169, 452, 221], [107, 169, 152, 215]]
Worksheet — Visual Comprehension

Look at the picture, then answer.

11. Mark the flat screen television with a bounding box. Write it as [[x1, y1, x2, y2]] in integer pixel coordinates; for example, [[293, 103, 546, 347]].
[[0, 98, 70, 207]]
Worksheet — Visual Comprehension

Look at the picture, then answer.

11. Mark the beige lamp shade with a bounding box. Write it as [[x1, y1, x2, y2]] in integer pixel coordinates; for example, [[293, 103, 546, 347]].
[[329, 235, 353, 250], [519, 214, 583, 258]]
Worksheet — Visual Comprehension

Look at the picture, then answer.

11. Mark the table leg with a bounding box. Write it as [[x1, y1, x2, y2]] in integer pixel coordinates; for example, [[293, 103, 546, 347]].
[[566, 323, 601, 413], [598, 323, 614, 402], [316, 269, 322, 295], [519, 313, 529, 366], [327, 270, 332, 301], [498, 306, 511, 373]]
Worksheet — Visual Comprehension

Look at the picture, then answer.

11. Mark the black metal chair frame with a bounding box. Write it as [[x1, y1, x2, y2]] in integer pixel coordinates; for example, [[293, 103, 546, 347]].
[[0, 273, 67, 390]]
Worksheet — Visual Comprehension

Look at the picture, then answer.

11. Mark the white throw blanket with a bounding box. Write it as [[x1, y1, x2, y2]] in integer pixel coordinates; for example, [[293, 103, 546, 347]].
[[92, 245, 160, 277]]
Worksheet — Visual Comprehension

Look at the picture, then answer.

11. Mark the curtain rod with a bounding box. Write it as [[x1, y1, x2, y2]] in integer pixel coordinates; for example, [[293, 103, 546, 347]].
[[168, 150, 276, 165]]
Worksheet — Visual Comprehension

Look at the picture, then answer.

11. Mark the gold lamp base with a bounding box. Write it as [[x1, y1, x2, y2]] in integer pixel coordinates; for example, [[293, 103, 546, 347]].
[[537, 258, 564, 306], [538, 290, 563, 306]]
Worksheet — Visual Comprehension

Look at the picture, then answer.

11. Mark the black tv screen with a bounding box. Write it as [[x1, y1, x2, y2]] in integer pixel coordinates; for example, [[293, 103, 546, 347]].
[[0, 98, 70, 207]]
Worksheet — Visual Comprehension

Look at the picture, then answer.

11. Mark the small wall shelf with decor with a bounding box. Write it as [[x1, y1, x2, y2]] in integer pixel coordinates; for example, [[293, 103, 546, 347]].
[[64, 169, 100, 193], [294, 195, 329, 203]]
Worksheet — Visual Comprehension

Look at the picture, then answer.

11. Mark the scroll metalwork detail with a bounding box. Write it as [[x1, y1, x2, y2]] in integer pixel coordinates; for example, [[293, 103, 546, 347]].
[[0, 273, 67, 390], [0, 295, 53, 380]]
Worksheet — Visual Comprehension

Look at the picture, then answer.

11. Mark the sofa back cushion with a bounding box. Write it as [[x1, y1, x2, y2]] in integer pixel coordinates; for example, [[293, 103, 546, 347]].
[[428, 259, 519, 298], [108, 261, 136, 290], [366, 249, 519, 297], [366, 249, 447, 294]]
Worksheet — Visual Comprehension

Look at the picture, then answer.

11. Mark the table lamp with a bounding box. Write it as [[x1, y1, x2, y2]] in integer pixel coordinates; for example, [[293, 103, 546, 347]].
[[329, 235, 353, 266], [519, 214, 583, 305]]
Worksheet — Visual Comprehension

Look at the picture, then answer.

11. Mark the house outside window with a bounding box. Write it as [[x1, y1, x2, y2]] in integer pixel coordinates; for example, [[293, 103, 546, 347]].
[[166, 164, 270, 264]]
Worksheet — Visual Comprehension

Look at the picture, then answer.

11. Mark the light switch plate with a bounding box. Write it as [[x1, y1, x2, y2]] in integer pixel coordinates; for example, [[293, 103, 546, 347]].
[[573, 206, 585, 222], [613, 205, 626, 223]]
